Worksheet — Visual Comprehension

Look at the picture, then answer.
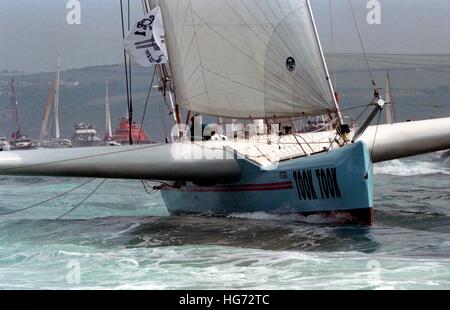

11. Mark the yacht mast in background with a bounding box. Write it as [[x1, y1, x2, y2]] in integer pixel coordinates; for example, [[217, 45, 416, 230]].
[[9, 79, 21, 138], [54, 55, 61, 139], [105, 79, 113, 140]]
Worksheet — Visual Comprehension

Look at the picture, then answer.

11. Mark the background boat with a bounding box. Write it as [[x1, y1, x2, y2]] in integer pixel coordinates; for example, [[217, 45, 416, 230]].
[[0, 135, 11, 151], [103, 79, 121, 146], [39, 56, 72, 148], [113, 117, 150, 145], [71, 123, 103, 148], [8, 79, 36, 150]]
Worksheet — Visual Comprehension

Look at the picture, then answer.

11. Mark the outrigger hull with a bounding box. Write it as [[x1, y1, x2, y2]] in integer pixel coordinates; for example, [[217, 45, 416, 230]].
[[161, 141, 374, 225]]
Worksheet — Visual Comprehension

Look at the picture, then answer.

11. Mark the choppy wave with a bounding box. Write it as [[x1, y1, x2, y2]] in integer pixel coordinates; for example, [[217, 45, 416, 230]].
[[374, 159, 450, 176], [1, 152, 450, 289], [1, 243, 450, 289]]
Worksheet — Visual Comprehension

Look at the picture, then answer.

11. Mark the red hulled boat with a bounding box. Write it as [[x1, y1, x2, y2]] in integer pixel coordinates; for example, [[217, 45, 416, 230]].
[[113, 117, 150, 144]]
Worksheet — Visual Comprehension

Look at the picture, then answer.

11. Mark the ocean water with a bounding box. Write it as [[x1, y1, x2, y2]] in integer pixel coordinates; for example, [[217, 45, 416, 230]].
[[0, 153, 449, 290]]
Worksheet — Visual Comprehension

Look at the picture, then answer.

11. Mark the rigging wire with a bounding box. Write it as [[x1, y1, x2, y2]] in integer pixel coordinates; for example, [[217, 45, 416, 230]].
[[56, 179, 106, 220], [395, 102, 449, 109], [353, 103, 372, 124], [293, 133, 315, 154], [340, 104, 375, 112], [138, 67, 157, 144], [141, 180, 159, 194], [348, 0, 378, 94], [329, 134, 339, 150], [127, 0, 131, 30], [328, 0, 337, 88], [127, 0, 134, 145], [291, 134, 308, 155], [120, 0, 132, 144], [160, 96, 172, 143], [294, 105, 375, 121], [0, 179, 96, 216]]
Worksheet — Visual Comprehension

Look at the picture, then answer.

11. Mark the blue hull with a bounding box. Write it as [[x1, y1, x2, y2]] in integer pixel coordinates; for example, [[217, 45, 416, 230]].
[[161, 141, 374, 224]]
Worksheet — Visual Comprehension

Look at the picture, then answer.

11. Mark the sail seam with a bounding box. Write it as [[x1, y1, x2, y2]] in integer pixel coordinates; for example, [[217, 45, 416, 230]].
[[177, 1, 193, 67], [190, 10, 267, 69], [189, 4, 323, 114], [188, 0, 214, 114], [180, 35, 197, 76], [178, 64, 202, 101], [185, 91, 207, 102], [251, 1, 333, 110]]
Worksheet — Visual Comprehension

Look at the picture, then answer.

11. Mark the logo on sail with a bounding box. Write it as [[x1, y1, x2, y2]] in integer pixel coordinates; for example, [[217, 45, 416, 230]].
[[123, 7, 168, 67], [286, 57, 296, 72]]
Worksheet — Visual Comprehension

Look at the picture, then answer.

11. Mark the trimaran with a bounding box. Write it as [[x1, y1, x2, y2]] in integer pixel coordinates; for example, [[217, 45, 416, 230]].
[[0, 0, 449, 225]]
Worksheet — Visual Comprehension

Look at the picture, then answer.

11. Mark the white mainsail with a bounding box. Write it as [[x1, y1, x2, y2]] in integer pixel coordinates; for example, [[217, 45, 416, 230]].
[[158, 0, 337, 118]]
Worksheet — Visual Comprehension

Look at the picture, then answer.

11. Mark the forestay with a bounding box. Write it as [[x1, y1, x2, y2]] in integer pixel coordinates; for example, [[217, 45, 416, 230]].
[[159, 0, 337, 118]]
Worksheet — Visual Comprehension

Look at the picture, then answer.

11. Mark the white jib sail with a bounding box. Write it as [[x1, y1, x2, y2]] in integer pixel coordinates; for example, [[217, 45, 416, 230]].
[[124, 7, 168, 66], [158, 0, 337, 118]]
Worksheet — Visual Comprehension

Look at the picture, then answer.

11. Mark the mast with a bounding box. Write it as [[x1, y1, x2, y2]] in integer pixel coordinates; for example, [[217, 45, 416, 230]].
[[306, 0, 343, 125], [9, 78, 21, 137], [54, 55, 61, 140], [143, 0, 180, 132], [105, 79, 113, 139], [385, 69, 395, 124]]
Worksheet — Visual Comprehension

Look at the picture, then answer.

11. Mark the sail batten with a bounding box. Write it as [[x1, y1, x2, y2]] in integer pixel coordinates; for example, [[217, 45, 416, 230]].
[[159, 0, 336, 118]]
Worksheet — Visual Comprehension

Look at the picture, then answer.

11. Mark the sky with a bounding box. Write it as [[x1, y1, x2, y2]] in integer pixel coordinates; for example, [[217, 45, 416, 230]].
[[0, 0, 449, 73]]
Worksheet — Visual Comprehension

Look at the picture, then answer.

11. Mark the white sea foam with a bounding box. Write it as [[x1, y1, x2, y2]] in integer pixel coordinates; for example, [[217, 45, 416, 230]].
[[2, 242, 450, 289], [116, 258, 140, 268], [106, 223, 141, 240], [228, 211, 353, 224], [374, 159, 450, 176]]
